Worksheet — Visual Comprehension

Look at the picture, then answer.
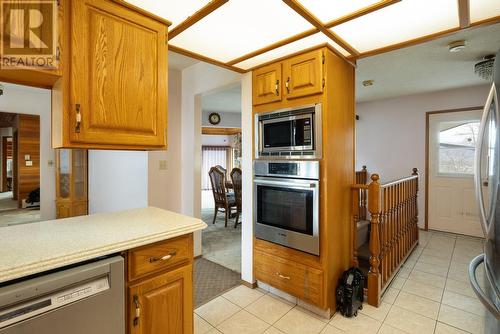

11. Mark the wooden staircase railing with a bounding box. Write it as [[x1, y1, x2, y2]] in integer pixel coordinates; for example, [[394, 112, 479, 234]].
[[351, 168, 419, 307], [355, 166, 368, 221]]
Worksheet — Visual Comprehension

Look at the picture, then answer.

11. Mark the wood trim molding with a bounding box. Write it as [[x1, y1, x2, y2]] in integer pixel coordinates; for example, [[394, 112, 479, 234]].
[[202, 127, 241, 135], [169, 0, 228, 39], [168, 45, 246, 73], [282, 0, 359, 57], [324, 0, 401, 28], [240, 280, 258, 289], [457, 0, 471, 29], [424, 106, 483, 231]]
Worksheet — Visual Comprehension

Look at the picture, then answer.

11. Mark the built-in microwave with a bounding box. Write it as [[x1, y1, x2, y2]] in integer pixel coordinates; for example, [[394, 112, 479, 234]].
[[256, 104, 322, 159]]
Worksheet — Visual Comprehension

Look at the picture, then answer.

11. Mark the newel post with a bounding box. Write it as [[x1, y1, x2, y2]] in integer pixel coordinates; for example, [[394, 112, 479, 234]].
[[367, 174, 381, 307]]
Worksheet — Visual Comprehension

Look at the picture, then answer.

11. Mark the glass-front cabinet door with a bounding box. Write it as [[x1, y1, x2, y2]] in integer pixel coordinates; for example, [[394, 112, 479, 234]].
[[56, 149, 88, 219]]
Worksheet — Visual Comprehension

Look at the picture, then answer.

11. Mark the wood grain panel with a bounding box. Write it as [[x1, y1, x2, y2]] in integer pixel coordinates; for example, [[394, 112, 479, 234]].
[[202, 127, 241, 135], [16, 114, 40, 207], [284, 49, 324, 99], [252, 62, 282, 105]]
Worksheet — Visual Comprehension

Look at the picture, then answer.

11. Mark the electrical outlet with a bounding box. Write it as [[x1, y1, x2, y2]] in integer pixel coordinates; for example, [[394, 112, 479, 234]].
[[25, 160, 33, 166], [159, 160, 167, 170], [47, 160, 54, 167], [24, 154, 30, 161]]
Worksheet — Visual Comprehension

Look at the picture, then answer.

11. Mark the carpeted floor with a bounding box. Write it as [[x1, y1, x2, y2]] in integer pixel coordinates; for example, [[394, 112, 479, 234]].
[[201, 208, 242, 273], [194, 258, 241, 308]]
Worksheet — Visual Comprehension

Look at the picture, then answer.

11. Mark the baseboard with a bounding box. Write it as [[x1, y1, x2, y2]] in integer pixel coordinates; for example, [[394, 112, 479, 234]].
[[240, 280, 257, 289], [194, 254, 203, 260]]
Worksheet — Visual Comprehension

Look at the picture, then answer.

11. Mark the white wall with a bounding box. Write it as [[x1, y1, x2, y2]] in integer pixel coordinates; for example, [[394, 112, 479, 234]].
[[148, 69, 183, 213], [180, 62, 242, 256], [0, 83, 55, 220], [88, 150, 148, 214], [201, 110, 241, 128], [201, 134, 232, 146], [356, 84, 490, 227]]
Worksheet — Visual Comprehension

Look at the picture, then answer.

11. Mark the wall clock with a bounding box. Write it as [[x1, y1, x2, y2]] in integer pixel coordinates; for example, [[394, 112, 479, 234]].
[[208, 112, 221, 125]]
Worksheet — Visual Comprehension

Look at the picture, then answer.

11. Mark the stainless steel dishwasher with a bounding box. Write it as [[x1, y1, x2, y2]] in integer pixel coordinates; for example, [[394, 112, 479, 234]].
[[0, 255, 124, 334]]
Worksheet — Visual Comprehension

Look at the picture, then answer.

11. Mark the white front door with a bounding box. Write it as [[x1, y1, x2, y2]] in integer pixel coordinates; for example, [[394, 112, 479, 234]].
[[428, 110, 484, 237]]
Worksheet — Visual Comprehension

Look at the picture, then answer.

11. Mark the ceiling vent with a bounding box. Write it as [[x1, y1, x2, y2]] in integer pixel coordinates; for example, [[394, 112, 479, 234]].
[[474, 55, 496, 80]]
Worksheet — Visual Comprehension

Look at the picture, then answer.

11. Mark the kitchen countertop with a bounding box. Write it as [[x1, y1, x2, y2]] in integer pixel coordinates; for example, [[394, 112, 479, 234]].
[[0, 207, 206, 284]]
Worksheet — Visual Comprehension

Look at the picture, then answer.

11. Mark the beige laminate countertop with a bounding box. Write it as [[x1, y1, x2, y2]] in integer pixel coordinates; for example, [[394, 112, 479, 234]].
[[0, 207, 206, 284]]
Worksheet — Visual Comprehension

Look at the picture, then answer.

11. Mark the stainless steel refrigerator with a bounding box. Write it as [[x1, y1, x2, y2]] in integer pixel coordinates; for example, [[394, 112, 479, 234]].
[[472, 49, 500, 333]]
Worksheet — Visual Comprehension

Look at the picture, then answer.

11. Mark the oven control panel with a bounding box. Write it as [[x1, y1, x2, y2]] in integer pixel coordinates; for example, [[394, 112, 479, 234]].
[[268, 163, 298, 176]]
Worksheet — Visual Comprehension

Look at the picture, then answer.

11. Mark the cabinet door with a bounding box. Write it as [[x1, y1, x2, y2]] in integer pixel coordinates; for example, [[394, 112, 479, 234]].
[[70, 0, 167, 148], [253, 62, 282, 105], [129, 264, 193, 334], [284, 50, 324, 99]]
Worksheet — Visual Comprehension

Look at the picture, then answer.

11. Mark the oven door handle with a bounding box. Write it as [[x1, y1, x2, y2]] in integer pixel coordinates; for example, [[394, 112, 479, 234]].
[[254, 178, 318, 189]]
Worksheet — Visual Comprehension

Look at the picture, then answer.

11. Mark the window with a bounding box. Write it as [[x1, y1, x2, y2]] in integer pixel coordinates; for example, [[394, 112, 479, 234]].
[[201, 146, 230, 190], [438, 121, 480, 175]]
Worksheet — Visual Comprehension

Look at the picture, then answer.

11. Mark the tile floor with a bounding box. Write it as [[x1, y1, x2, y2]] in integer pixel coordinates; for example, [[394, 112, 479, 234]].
[[194, 230, 488, 334]]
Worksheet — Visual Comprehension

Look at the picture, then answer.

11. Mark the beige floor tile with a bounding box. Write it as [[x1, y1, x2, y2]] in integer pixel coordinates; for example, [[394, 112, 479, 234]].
[[195, 313, 215, 334], [206, 329, 223, 334], [441, 291, 485, 317], [382, 287, 401, 304], [384, 305, 436, 334], [417, 254, 451, 267], [223, 285, 265, 308], [451, 252, 478, 265], [394, 291, 440, 319], [402, 280, 443, 302], [434, 322, 470, 334], [321, 325, 347, 334], [438, 305, 484, 334], [359, 301, 392, 321], [274, 307, 327, 334], [421, 248, 453, 260], [445, 278, 476, 298], [377, 324, 409, 334], [195, 296, 241, 326], [217, 310, 270, 334], [396, 267, 412, 279], [329, 313, 381, 334], [246, 294, 295, 325], [263, 327, 286, 334], [389, 277, 406, 290], [407, 269, 446, 289], [414, 261, 449, 277]]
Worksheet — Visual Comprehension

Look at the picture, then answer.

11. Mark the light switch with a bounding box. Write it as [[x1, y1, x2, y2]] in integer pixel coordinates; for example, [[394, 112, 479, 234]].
[[159, 160, 167, 170], [24, 154, 30, 160], [48, 160, 54, 167], [26, 161, 33, 166]]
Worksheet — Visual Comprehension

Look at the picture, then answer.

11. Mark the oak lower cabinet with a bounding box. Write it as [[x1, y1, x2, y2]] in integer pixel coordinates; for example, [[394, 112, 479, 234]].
[[52, 0, 169, 150], [126, 234, 194, 334]]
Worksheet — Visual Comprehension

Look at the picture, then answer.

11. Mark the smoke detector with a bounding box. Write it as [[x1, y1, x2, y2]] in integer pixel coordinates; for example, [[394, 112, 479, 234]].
[[474, 55, 496, 80], [448, 40, 466, 52]]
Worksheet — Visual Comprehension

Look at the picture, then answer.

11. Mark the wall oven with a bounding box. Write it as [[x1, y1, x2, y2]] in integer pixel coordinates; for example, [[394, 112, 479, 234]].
[[253, 160, 319, 255], [256, 104, 321, 159]]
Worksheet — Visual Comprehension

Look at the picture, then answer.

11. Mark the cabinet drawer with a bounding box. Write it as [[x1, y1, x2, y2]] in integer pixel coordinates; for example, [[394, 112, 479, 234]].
[[128, 235, 192, 281], [254, 250, 323, 306]]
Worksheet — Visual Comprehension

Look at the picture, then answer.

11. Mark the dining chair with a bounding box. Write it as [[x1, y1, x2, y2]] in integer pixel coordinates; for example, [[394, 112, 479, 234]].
[[209, 166, 237, 227], [230, 168, 242, 228]]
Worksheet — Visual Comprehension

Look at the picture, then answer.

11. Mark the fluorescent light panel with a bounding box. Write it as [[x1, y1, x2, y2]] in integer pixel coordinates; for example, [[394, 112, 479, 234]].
[[297, 0, 380, 23], [170, 0, 314, 63], [470, 0, 500, 23], [125, 0, 210, 29], [331, 0, 459, 53], [234, 32, 348, 70]]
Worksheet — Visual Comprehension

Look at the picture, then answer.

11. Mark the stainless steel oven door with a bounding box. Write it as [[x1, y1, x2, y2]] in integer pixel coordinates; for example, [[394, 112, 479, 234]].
[[253, 176, 319, 255], [260, 114, 314, 153]]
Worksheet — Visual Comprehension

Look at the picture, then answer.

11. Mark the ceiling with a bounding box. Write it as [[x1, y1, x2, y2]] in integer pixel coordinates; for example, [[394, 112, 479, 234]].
[[356, 23, 500, 102], [126, 0, 500, 72], [201, 85, 242, 113], [168, 51, 199, 70]]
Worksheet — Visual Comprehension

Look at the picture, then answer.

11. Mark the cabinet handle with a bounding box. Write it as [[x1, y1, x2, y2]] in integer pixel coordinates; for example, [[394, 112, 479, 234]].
[[133, 295, 141, 327], [275, 80, 280, 96], [75, 104, 81, 133], [285, 77, 290, 93], [149, 251, 176, 263], [276, 272, 290, 280], [55, 46, 60, 61]]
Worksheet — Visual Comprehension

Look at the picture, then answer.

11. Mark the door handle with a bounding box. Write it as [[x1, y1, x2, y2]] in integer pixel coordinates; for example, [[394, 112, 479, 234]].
[[468, 254, 500, 320], [149, 251, 176, 263], [275, 80, 280, 96], [276, 272, 290, 280], [285, 77, 290, 93], [133, 295, 141, 326]]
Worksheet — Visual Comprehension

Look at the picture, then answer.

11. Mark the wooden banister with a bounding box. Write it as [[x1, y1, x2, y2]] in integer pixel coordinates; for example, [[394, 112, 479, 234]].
[[367, 174, 382, 306]]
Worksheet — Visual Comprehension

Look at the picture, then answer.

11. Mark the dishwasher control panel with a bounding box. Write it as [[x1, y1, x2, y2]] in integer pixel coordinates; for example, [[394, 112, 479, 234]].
[[0, 276, 109, 329]]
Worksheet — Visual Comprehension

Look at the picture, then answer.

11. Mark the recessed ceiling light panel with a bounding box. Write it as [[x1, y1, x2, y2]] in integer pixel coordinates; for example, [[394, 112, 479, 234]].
[[296, 0, 379, 24], [470, 0, 500, 23], [331, 0, 458, 53]]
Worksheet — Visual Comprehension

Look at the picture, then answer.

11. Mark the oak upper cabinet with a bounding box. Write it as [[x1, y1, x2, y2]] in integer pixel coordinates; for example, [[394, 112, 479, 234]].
[[284, 49, 324, 99], [253, 62, 282, 105], [52, 0, 169, 150], [128, 265, 193, 334], [252, 49, 324, 106]]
